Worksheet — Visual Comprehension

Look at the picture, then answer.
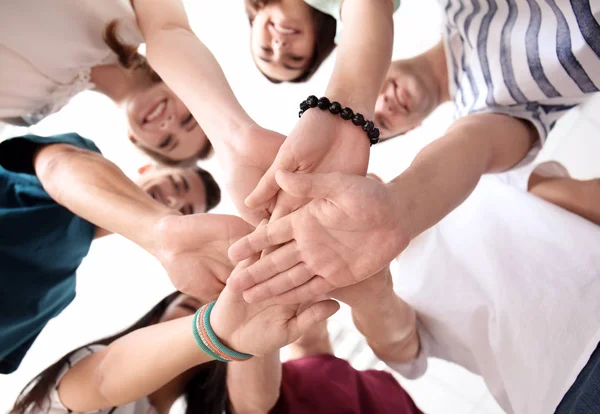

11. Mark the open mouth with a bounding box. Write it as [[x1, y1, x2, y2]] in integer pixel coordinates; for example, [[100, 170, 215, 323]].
[[142, 99, 168, 125]]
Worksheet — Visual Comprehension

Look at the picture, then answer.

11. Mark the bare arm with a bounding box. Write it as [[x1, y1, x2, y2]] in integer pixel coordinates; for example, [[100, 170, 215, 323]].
[[33, 144, 178, 255], [329, 0, 395, 116], [390, 113, 538, 240], [331, 267, 419, 364], [57, 316, 211, 411], [227, 353, 282, 414], [132, 0, 253, 151]]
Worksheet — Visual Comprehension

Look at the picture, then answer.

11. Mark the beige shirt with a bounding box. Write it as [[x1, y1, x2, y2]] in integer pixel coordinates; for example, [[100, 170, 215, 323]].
[[0, 0, 142, 125]]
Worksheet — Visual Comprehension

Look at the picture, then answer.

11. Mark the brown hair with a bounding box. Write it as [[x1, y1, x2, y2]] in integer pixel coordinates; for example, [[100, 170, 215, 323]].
[[195, 166, 221, 212], [105, 21, 213, 165], [12, 292, 230, 414], [245, 0, 337, 83]]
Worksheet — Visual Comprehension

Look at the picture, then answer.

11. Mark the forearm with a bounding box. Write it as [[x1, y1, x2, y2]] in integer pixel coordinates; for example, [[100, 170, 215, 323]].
[[34, 145, 178, 254], [145, 27, 254, 150], [227, 352, 281, 414], [327, 0, 395, 116], [388, 114, 537, 241], [58, 316, 211, 411], [351, 286, 419, 364]]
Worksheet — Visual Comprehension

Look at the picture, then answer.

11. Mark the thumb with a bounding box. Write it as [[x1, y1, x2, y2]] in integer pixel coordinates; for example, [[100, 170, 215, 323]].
[[288, 299, 340, 340], [275, 171, 343, 201], [245, 158, 296, 209]]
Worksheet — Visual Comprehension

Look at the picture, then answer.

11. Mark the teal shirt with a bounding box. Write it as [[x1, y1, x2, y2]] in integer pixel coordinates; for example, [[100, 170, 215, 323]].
[[0, 133, 99, 374], [304, 0, 401, 43]]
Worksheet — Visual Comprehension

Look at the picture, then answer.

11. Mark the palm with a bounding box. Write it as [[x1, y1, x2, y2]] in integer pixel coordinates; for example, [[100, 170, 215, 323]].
[[155, 214, 253, 301], [228, 173, 409, 304], [210, 284, 339, 356]]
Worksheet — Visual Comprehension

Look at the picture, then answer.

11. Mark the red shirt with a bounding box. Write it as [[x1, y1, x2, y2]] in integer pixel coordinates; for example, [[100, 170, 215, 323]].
[[270, 354, 423, 414]]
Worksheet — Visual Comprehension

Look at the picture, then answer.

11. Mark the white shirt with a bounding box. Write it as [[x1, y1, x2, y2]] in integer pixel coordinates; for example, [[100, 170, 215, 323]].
[[441, 0, 600, 143], [43, 345, 156, 414], [387, 175, 600, 414], [0, 0, 142, 125]]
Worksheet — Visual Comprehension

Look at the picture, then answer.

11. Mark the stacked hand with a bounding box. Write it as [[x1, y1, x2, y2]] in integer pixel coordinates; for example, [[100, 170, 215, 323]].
[[245, 110, 371, 222], [210, 245, 340, 356], [153, 213, 254, 301], [227, 171, 410, 304]]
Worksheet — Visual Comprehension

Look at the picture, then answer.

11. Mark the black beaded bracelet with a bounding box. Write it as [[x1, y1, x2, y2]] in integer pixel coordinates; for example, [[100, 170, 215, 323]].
[[299, 95, 380, 146]]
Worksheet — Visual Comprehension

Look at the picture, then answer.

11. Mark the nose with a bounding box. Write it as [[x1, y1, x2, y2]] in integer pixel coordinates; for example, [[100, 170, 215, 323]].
[[272, 36, 287, 52], [159, 114, 175, 131], [375, 94, 391, 116]]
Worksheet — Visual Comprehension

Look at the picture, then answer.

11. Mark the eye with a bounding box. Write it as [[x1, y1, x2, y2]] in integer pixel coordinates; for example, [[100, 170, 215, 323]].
[[260, 46, 272, 53], [159, 135, 173, 149], [289, 55, 304, 62]]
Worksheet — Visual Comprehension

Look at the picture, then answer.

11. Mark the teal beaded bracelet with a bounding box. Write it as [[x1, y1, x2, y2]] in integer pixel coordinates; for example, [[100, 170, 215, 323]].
[[192, 308, 228, 362], [203, 301, 253, 361]]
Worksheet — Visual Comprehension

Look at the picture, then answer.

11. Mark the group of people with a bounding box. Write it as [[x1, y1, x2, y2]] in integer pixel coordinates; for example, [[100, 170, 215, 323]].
[[1, 0, 599, 413]]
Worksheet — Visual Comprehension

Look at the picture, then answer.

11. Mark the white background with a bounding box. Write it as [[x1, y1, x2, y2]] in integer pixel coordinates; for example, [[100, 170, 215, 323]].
[[2, 0, 599, 412]]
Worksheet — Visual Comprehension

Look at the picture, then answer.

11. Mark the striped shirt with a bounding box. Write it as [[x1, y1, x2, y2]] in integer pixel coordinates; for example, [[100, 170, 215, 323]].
[[441, 0, 600, 143]]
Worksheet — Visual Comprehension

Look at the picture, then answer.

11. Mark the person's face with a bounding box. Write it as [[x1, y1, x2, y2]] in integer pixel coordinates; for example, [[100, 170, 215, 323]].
[[159, 294, 203, 323], [124, 82, 209, 161], [374, 62, 438, 140], [137, 166, 208, 215], [250, 0, 316, 81]]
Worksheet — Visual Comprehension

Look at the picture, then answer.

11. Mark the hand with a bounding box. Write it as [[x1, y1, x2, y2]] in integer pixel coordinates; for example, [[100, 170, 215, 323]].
[[153, 214, 254, 301], [245, 110, 371, 221], [218, 125, 286, 225], [227, 171, 410, 304], [210, 260, 340, 356]]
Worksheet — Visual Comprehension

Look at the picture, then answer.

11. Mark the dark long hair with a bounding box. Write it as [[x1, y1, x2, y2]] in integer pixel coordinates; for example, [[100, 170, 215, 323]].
[[12, 292, 229, 414], [245, 0, 336, 83], [104, 21, 213, 165]]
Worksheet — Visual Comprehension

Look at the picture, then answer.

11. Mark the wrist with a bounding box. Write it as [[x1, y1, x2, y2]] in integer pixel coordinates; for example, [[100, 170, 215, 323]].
[[148, 211, 184, 258]]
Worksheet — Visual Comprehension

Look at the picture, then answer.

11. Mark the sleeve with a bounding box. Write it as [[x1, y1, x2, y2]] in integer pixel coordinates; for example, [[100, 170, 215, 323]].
[[381, 319, 433, 380], [305, 0, 401, 44], [0, 133, 101, 175], [44, 345, 107, 413]]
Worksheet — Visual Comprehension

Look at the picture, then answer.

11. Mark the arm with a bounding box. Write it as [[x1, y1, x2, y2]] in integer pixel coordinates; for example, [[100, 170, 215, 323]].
[[331, 267, 419, 364], [34, 143, 255, 299], [328, 0, 395, 116], [34, 143, 177, 255], [227, 353, 282, 414], [389, 113, 538, 240], [132, 0, 253, 151], [227, 115, 537, 302], [245, 0, 395, 215], [58, 316, 211, 411]]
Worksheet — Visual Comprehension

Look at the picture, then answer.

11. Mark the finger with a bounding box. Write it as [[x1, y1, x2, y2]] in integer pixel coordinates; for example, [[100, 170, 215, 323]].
[[275, 170, 343, 200], [242, 262, 313, 303], [245, 154, 295, 209], [228, 214, 295, 263], [273, 276, 336, 305], [288, 299, 340, 341], [228, 240, 300, 293]]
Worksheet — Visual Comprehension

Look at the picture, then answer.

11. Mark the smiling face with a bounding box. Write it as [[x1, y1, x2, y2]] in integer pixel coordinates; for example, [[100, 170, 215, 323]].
[[249, 0, 317, 82], [374, 61, 440, 140], [136, 166, 210, 215], [124, 82, 210, 162]]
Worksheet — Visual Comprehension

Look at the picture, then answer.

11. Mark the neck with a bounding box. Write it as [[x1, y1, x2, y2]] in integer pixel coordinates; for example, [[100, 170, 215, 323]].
[[90, 64, 135, 105], [418, 42, 450, 104], [148, 368, 197, 414]]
